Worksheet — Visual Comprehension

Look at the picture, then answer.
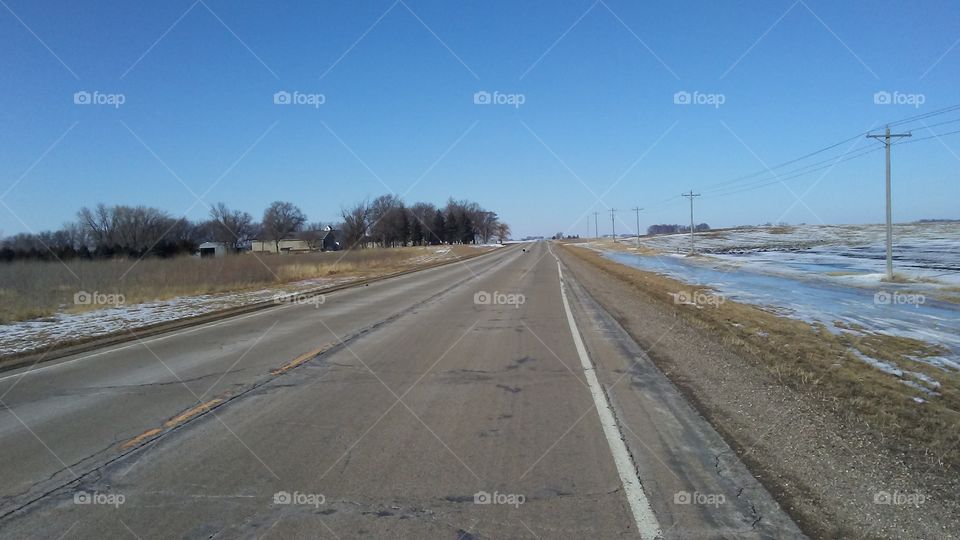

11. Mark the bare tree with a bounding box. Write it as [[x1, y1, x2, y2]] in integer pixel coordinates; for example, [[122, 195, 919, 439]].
[[341, 199, 370, 249], [495, 222, 511, 244], [369, 194, 406, 247], [77, 204, 116, 247], [408, 202, 436, 246], [262, 201, 306, 254], [209, 202, 255, 251]]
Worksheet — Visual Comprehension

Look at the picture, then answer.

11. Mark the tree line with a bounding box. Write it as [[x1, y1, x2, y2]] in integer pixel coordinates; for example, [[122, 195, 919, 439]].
[[647, 223, 711, 235], [0, 196, 510, 262]]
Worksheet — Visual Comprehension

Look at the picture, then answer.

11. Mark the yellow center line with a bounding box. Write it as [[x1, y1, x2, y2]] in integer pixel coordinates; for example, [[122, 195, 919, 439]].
[[163, 398, 223, 428], [269, 344, 333, 375], [119, 344, 333, 450], [119, 428, 163, 450]]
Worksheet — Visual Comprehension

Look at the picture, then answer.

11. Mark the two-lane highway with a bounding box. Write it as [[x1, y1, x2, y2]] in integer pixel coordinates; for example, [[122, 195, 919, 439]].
[[0, 242, 803, 538]]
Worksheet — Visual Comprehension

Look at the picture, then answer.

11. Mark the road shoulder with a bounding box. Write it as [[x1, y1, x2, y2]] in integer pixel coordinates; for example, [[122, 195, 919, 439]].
[[554, 245, 804, 539], [556, 242, 960, 539]]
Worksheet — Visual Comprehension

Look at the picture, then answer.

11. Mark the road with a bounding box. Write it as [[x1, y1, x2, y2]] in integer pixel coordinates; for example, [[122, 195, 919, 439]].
[[0, 242, 803, 539]]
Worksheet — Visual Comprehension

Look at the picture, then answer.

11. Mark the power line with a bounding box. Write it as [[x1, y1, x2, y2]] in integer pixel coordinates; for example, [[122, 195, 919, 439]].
[[894, 126, 960, 146], [707, 145, 885, 198], [710, 125, 960, 198], [619, 106, 960, 227], [698, 103, 960, 194]]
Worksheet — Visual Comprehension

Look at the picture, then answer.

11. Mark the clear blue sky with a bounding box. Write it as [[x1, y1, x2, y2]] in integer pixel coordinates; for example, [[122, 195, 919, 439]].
[[1, 0, 958, 239]]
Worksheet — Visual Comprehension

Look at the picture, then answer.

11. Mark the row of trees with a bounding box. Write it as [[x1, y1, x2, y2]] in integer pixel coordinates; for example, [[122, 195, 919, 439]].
[[0, 196, 509, 262], [340, 195, 509, 250], [647, 223, 711, 235]]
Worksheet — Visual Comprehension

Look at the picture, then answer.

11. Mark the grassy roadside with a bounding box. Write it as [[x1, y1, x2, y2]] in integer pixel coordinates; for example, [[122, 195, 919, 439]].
[[0, 245, 490, 324], [560, 242, 960, 470]]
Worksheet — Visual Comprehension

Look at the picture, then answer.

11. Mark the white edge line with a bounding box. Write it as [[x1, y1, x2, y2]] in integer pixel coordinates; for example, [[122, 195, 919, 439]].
[[551, 244, 662, 540]]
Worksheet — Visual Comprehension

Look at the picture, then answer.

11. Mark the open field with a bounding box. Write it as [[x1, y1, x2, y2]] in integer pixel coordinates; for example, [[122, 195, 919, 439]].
[[0, 245, 496, 358], [633, 221, 960, 291], [585, 223, 960, 374], [562, 242, 960, 469]]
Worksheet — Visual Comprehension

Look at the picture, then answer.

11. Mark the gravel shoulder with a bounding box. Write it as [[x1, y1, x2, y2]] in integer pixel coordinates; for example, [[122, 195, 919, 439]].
[[558, 243, 959, 539]]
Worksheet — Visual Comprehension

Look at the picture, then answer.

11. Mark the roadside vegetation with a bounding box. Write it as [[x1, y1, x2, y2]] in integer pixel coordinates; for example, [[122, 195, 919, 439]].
[[0, 193, 511, 325], [561, 243, 960, 469], [0, 245, 489, 324], [0, 195, 510, 262]]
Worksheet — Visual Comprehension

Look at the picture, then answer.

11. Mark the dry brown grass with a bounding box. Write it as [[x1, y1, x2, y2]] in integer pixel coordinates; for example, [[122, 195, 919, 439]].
[[562, 244, 960, 468], [0, 246, 489, 324]]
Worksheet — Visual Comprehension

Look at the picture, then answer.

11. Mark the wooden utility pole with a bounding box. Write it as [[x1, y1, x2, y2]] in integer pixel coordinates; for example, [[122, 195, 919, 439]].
[[867, 126, 911, 280], [632, 206, 643, 246], [610, 209, 617, 243], [632, 207, 643, 239], [594, 212, 599, 239], [682, 191, 701, 254]]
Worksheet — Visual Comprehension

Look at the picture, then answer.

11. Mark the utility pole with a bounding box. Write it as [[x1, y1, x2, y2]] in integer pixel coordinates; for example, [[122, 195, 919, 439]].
[[682, 191, 701, 254], [610, 209, 617, 243], [867, 125, 911, 280], [594, 212, 599, 240], [632, 207, 643, 242]]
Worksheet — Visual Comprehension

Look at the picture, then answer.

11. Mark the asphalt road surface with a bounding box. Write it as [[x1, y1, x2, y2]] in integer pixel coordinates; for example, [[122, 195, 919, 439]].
[[0, 242, 804, 539]]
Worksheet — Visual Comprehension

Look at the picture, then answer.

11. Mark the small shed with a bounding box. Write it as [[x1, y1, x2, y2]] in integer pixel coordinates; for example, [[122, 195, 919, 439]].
[[198, 241, 228, 258]]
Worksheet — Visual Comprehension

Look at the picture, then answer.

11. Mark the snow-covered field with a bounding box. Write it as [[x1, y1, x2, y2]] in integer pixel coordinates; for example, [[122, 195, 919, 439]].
[[0, 276, 359, 358], [637, 222, 960, 291], [580, 222, 960, 389]]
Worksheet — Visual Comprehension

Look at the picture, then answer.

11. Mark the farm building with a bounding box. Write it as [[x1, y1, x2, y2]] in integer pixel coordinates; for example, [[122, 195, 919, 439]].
[[198, 241, 229, 258], [250, 228, 340, 253], [249, 238, 310, 254]]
